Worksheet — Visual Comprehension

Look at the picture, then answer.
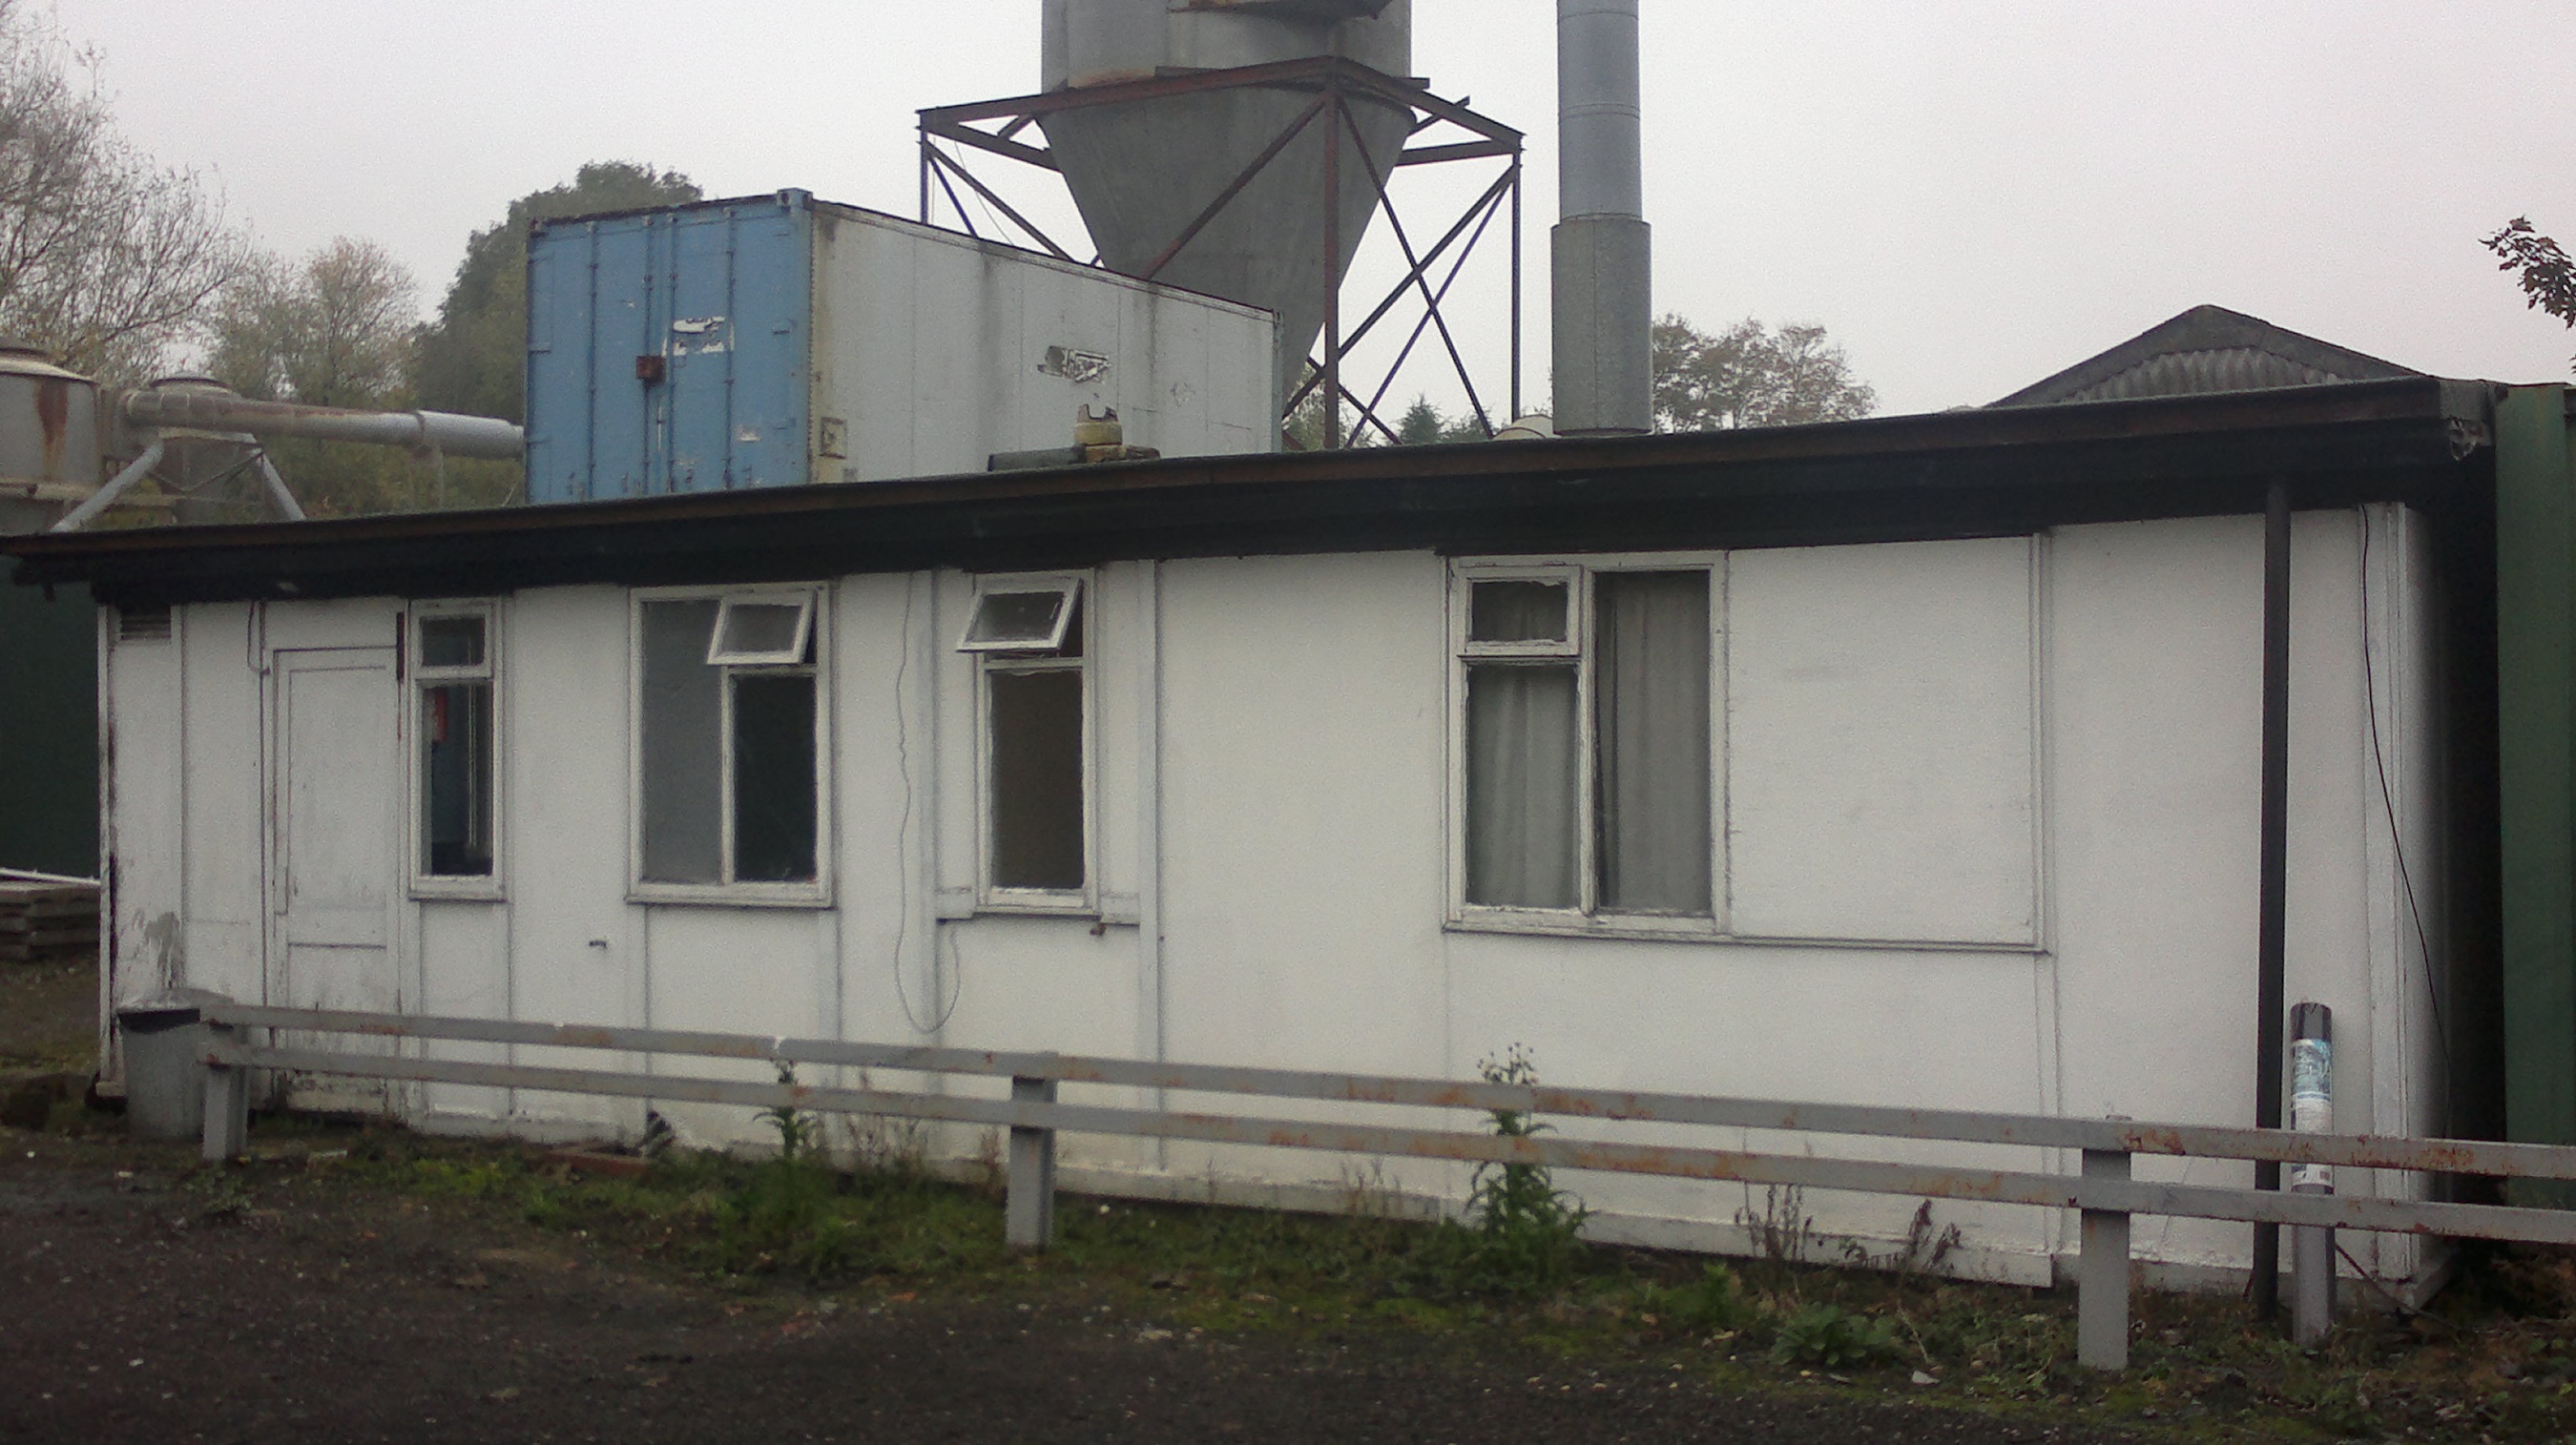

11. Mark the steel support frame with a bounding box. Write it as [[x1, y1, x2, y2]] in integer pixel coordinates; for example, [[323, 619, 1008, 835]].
[[918, 56, 1525, 447]]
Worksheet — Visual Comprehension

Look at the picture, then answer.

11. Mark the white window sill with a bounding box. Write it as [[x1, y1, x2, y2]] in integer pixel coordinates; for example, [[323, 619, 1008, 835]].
[[411, 879, 505, 903], [939, 890, 1138, 926], [1446, 910, 2047, 954], [627, 883, 834, 910], [1449, 908, 1721, 944]]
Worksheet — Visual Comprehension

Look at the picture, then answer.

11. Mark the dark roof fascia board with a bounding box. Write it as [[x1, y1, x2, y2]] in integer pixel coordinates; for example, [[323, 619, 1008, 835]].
[[6, 378, 2488, 608]]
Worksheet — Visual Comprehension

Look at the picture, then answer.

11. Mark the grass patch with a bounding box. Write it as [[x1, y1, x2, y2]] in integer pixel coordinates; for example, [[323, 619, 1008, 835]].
[[144, 1109, 2576, 1442]]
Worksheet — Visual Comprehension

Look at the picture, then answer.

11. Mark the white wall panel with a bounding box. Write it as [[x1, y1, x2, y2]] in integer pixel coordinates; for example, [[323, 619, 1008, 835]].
[[102, 609, 182, 1015], [1725, 537, 2038, 944], [1158, 552, 1452, 1078], [177, 602, 263, 1005], [500, 587, 638, 1133]]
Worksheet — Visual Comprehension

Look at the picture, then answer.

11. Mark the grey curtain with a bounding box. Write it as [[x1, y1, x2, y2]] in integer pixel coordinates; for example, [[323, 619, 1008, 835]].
[[1465, 663, 1578, 907], [1594, 571, 1712, 915]]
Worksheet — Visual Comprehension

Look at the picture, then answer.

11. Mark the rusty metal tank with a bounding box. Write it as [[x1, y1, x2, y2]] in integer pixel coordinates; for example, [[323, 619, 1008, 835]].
[[1039, 0, 1413, 403], [0, 341, 99, 534]]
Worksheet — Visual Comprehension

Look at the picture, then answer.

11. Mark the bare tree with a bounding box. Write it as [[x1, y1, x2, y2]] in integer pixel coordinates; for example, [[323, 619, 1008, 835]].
[[0, 0, 246, 382], [1652, 314, 1878, 432]]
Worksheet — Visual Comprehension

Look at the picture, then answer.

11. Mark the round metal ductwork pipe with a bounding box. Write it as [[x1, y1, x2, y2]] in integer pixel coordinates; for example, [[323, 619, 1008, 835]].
[[117, 387, 525, 460], [1551, 0, 1652, 437]]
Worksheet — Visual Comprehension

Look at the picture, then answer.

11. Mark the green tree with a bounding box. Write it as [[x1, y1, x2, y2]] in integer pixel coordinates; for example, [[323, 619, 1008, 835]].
[[1286, 388, 1373, 450], [2486, 217, 2575, 370], [1651, 314, 1877, 432], [201, 236, 460, 517], [415, 160, 701, 423], [207, 237, 416, 408], [1394, 395, 1490, 445]]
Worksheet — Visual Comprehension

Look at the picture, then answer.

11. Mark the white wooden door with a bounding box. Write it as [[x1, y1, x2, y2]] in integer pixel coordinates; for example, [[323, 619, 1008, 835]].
[[267, 647, 401, 1109]]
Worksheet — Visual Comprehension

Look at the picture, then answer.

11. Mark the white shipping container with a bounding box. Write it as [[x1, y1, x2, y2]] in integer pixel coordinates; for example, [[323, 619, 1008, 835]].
[[525, 191, 1278, 504]]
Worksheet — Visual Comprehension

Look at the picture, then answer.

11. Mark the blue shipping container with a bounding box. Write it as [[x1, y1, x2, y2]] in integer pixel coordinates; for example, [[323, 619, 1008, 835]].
[[525, 191, 817, 503]]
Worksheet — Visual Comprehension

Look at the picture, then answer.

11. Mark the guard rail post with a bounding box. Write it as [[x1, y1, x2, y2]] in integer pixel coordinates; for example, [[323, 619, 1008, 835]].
[[2078, 1146, 2131, 1370], [200, 1019, 248, 1163], [1007, 1074, 1058, 1250]]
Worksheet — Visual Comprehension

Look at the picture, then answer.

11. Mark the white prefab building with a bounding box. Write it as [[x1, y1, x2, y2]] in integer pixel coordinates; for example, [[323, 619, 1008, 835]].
[[9, 376, 2496, 1296]]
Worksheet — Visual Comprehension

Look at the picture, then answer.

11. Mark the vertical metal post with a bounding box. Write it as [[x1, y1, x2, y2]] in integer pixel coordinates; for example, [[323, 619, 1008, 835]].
[[1006, 1074, 1058, 1250], [2254, 478, 2293, 1321], [2290, 1001, 2337, 1347], [2078, 1147, 2132, 1371], [1508, 154, 1524, 425], [1321, 78, 1344, 451], [200, 1021, 248, 1164]]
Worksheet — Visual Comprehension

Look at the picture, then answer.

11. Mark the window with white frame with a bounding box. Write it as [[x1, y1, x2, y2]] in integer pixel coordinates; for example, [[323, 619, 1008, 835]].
[[961, 574, 1089, 903], [1456, 563, 1714, 919], [415, 606, 497, 884], [634, 587, 825, 895]]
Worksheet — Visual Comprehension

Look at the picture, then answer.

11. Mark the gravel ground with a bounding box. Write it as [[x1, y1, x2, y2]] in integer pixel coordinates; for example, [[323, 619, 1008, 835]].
[[0, 1135, 2151, 1445]]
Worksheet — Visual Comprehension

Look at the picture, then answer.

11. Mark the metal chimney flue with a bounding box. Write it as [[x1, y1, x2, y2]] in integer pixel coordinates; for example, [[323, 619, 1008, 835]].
[[1552, 0, 1651, 436]]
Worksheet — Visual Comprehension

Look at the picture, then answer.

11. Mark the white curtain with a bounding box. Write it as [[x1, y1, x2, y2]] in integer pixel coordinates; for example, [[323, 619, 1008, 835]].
[[639, 600, 723, 883], [1465, 663, 1578, 907], [1594, 571, 1712, 915]]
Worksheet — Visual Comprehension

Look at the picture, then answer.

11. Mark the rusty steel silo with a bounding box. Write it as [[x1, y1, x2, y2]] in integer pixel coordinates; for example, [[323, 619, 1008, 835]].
[[1037, 0, 1414, 403]]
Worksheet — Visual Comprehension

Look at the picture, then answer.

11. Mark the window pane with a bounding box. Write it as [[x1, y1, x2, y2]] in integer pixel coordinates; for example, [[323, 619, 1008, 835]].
[[420, 615, 485, 669], [988, 669, 1084, 890], [421, 681, 493, 877], [639, 600, 723, 883], [967, 590, 1070, 649], [1469, 580, 1568, 644], [1594, 571, 1712, 915], [732, 673, 818, 882], [1465, 663, 1578, 907], [715, 601, 806, 660]]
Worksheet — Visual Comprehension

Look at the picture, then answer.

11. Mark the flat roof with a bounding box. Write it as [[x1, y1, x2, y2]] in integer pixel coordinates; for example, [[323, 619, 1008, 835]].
[[4, 377, 2495, 609]]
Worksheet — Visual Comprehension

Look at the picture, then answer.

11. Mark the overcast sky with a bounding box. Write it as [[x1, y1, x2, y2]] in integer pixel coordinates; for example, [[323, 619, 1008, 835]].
[[45, 1, 2576, 419]]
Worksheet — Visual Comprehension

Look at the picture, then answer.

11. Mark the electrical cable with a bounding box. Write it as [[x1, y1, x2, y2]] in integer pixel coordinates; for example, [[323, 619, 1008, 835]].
[[890, 578, 963, 1033], [2358, 508, 2453, 1128]]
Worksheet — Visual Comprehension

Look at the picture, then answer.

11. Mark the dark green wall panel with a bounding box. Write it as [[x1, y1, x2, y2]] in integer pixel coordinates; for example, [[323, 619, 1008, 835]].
[[2498, 384, 2576, 1186], [0, 576, 97, 877]]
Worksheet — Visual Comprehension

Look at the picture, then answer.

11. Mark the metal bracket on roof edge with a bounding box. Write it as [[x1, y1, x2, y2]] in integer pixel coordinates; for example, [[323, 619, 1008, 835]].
[[2442, 381, 2497, 460]]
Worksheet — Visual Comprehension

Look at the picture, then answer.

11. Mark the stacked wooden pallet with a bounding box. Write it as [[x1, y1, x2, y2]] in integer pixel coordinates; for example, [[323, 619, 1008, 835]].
[[0, 875, 98, 965]]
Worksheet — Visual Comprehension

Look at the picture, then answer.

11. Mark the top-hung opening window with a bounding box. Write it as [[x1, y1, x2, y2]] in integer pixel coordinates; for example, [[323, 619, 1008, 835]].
[[960, 575, 1091, 908], [633, 586, 828, 902]]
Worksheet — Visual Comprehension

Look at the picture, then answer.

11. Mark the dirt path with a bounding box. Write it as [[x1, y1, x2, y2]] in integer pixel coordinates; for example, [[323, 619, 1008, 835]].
[[0, 1140, 2140, 1445]]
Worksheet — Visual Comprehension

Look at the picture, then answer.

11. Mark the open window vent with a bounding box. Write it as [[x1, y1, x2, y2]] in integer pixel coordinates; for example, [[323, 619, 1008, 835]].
[[115, 606, 172, 644]]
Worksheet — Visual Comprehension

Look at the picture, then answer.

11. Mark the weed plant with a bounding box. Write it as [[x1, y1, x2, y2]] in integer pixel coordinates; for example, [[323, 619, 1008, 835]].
[[1451, 1045, 1589, 1296], [1769, 1302, 1901, 1369]]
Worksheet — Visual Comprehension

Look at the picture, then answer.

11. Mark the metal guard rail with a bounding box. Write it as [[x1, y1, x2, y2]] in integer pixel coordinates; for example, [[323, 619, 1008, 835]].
[[193, 1002, 2576, 1372]]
